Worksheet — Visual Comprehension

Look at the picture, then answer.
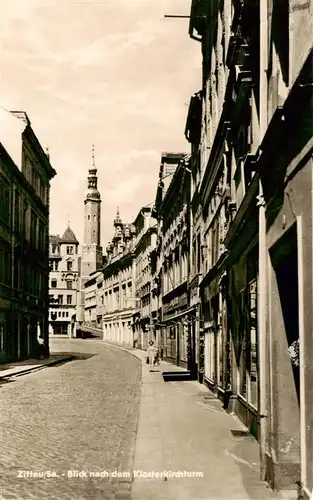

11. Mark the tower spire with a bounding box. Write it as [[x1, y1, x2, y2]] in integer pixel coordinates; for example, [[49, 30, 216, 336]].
[[114, 206, 122, 226], [92, 144, 95, 169]]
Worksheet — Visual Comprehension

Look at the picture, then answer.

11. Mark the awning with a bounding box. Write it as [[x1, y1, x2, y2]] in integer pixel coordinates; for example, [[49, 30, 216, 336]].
[[163, 305, 197, 324]]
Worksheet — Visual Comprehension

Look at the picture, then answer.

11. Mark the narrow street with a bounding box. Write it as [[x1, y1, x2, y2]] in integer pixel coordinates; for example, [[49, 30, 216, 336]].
[[0, 340, 141, 500]]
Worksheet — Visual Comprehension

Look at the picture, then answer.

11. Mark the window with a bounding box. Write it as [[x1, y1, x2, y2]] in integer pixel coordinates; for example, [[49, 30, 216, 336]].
[[30, 213, 37, 247], [54, 261, 59, 271], [52, 244, 57, 254], [58, 295, 63, 304], [14, 191, 20, 233], [13, 256, 19, 289], [66, 280, 73, 290], [23, 206, 28, 239], [51, 279, 57, 288], [67, 261, 72, 271], [49, 261, 53, 271], [66, 246, 73, 255], [196, 233, 201, 273], [38, 223, 43, 251], [67, 295, 72, 305], [0, 178, 10, 224]]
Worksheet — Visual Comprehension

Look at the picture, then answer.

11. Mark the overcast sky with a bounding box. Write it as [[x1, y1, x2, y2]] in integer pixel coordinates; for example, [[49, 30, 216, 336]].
[[0, 0, 200, 248]]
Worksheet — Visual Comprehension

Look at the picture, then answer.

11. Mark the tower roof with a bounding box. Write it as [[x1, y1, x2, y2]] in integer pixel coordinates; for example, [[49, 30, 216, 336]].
[[62, 225, 79, 244], [114, 207, 122, 226], [85, 144, 101, 202]]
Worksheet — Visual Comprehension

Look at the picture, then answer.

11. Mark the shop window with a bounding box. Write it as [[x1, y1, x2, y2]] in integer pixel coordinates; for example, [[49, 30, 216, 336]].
[[236, 290, 248, 399], [236, 279, 259, 407], [248, 280, 258, 407], [204, 328, 215, 381]]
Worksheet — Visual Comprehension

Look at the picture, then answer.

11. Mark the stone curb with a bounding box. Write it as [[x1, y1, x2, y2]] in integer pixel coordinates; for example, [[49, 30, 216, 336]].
[[95, 340, 147, 363], [0, 355, 75, 380]]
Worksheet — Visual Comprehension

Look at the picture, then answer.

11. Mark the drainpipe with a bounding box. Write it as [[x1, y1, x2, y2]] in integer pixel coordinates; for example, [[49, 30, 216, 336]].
[[258, 0, 269, 481], [257, 180, 267, 480]]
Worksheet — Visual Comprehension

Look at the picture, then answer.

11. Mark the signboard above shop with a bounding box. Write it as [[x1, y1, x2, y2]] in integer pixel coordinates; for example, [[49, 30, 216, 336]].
[[163, 293, 188, 317]]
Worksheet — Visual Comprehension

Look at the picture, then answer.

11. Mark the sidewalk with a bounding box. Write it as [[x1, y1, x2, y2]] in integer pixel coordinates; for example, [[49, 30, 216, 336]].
[[129, 349, 283, 500], [0, 353, 74, 379]]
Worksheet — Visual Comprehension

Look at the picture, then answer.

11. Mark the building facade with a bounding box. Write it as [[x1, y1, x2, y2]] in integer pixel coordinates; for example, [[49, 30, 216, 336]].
[[83, 270, 102, 328], [188, 0, 313, 496], [0, 109, 56, 362], [153, 153, 194, 372], [102, 210, 136, 345], [48, 227, 79, 337], [132, 207, 157, 350]]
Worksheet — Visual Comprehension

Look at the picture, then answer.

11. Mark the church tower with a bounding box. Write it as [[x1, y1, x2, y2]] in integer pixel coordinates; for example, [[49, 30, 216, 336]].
[[81, 146, 103, 280]]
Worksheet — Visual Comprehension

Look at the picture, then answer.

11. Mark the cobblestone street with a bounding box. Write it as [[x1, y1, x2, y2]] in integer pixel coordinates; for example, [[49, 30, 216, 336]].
[[0, 339, 141, 500]]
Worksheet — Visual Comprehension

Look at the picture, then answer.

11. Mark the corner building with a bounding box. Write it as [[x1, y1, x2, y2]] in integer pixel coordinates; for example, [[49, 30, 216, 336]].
[[0, 109, 56, 362], [48, 227, 79, 337]]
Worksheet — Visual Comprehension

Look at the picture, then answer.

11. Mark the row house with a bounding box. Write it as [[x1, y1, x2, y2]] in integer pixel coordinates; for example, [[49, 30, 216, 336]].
[[188, 0, 313, 496], [0, 109, 56, 362], [95, 271, 104, 328], [132, 206, 157, 350], [102, 209, 136, 345], [152, 153, 195, 372], [83, 270, 102, 328], [48, 227, 79, 337]]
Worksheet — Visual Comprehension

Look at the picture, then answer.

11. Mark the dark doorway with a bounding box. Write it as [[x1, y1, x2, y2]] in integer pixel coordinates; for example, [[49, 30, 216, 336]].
[[271, 224, 299, 403], [188, 319, 197, 378]]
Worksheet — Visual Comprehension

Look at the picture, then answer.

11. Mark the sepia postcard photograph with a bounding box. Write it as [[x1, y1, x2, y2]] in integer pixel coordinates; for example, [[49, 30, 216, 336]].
[[0, 0, 312, 499]]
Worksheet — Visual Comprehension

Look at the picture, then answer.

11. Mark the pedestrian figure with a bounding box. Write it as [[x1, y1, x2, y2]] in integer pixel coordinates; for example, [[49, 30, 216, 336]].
[[147, 340, 156, 371], [154, 349, 160, 366], [37, 336, 45, 360]]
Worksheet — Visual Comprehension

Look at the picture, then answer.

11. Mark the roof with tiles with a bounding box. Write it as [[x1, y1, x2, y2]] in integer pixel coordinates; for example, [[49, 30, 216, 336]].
[[62, 226, 79, 243], [49, 226, 79, 245]]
